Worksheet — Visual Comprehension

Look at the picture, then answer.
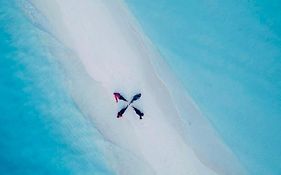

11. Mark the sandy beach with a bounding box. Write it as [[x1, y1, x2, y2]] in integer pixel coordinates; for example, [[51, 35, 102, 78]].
[[27, 0, 246, 174]]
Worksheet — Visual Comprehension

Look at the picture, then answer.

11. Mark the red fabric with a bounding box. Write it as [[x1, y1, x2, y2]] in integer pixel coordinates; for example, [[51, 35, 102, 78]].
[[113, 93, 120, 103]]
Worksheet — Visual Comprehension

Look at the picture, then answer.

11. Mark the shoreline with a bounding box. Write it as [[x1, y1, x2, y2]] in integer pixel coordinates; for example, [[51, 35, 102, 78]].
[[27, 0, 246, 174]]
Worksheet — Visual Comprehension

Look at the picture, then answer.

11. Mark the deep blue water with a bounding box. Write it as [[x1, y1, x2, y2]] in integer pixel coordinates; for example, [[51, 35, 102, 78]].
[[0, 1, 112, 174], [125, 0, 281, 175]]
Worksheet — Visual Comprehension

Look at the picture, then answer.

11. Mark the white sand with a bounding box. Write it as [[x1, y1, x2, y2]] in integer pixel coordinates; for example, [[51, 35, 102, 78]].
[[27, 0, 246, 174]]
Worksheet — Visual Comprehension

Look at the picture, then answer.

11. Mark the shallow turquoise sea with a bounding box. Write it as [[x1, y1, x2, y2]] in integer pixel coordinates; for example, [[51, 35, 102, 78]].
[[0, 1, 113, 174], [125, 0, 281, 175], [1, 0, 281, 175]]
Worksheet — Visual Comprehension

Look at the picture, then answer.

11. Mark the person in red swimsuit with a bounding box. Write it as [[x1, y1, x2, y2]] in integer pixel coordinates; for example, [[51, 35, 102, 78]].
[[113, 92, 127, 103]]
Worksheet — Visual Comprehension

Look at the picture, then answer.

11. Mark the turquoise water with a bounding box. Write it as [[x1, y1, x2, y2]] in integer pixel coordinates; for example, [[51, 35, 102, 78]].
[[1, 0, 280, 174], [0, 1, 112, 174], [125, 0, 281, 175]]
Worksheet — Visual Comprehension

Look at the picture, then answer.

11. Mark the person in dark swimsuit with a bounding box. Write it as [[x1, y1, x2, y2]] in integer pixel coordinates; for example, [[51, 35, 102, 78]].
[[129, 93, 141, 105], [132, 106, 144, 120], [117, 105, 128, 118]]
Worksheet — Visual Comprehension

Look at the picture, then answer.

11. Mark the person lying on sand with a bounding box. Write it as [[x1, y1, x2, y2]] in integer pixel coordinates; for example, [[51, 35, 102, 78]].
[[132, 106, 144, 120], [113, 92, 128, 103], [129, 93, 141, 105], [117, 105, 128, 118]]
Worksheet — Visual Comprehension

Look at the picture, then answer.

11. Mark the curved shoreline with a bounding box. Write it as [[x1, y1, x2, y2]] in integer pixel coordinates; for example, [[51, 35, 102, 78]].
[[27, 0, 246, 174]]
